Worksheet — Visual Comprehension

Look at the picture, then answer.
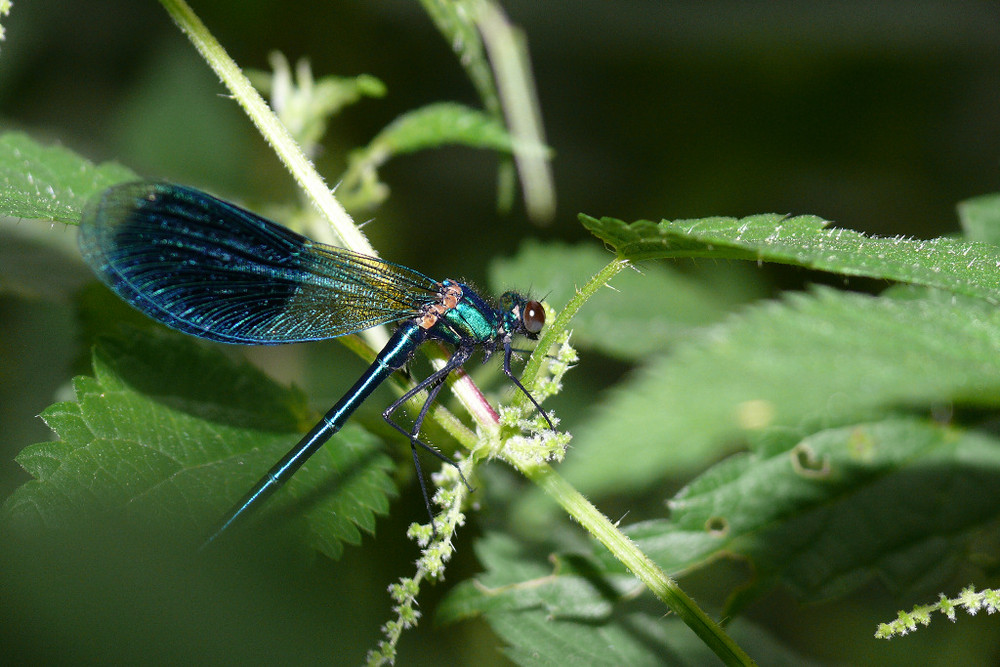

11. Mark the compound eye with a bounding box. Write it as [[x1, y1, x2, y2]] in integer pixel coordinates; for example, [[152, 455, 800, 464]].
[[522, 300, 545, 334]]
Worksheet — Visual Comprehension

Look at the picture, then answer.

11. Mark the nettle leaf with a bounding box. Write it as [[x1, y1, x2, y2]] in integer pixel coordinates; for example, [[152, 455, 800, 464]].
[[360, 102, 517, 159], [0, 132, 136, 223], [342, 102, 524, 209], [439, 534, 813, 666], [562, 287, 1000, 494], [581, 214, 1000, 302], [439, 533, 641, 624], [610, 418, 1000, 610], [2, 329, 395, 559], [490, 241, 764, 361]]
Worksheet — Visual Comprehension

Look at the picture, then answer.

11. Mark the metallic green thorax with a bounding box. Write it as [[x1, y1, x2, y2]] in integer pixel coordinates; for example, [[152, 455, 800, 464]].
[[435, 280, 511, 347]]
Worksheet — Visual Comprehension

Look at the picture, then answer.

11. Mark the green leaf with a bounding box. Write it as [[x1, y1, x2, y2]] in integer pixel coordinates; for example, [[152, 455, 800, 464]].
[[581, 214, 1000, 302], [365, 102, 519, 158], [0, 132, 136, 223], [561, 287, 1000, 495], [612, 418, 1000, 609], [1, 329, 395, 559], [439, 534, 814, 666], [490, 240, 764, 360], [438, 533, 639, 624], [493, 610, 701, 667], [341, 102, 524, 210], [957, 193, 1000, 246], [491, 612, 813, 667]]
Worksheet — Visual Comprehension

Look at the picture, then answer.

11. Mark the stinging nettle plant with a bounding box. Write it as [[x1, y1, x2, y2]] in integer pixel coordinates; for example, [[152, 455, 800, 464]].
[[3, 2, 1000, 665]]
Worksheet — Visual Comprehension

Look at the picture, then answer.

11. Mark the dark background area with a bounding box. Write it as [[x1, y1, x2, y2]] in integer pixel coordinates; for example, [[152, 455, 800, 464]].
[[2, 1, 999, 663]]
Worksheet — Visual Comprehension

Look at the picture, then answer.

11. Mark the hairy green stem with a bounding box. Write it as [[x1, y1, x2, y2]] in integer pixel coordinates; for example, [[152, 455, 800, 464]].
[[513, 460, 756, 666], [518, 257, 626, 398], [510, 257, 755, 665], [157, 0, 370, 256]]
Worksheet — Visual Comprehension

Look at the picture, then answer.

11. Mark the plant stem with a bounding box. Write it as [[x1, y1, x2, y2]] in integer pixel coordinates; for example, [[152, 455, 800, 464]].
[[511, 256, 754, 664], [518, 257, 626, 404], [475, 2, 555, 222], [514, 460, 756, 666], [157, 0, 370, 255]]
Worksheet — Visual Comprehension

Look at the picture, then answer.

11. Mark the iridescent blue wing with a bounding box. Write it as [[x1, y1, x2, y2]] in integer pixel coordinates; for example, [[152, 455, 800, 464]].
[[78, 182, 440, 344]]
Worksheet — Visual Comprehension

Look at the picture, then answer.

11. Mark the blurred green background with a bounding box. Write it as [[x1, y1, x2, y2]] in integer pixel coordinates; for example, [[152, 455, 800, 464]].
[[2, 1, 999, 664]]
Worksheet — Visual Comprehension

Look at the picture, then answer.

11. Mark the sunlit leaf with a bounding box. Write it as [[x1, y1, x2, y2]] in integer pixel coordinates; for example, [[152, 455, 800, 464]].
[[563, 288, 1000, 493], [2, 329, 395, 560], [608, 418, 1000, 610], [581, 214, 1000, 302], [0, 132, 135, 223]]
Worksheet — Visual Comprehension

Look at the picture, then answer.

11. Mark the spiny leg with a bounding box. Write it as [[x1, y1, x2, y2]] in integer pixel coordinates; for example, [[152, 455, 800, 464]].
[[502, 342, 554, 430], [383, 347, 474, 531], [404, 378, 448, 533]]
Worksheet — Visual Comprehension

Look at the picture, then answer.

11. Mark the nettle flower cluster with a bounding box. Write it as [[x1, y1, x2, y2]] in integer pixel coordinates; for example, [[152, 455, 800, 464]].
[[876, 587, 1000, 639]]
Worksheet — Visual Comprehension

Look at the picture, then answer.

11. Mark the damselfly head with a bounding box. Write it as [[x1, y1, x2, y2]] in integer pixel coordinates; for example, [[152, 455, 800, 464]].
[[501, 291, 545, 339]]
